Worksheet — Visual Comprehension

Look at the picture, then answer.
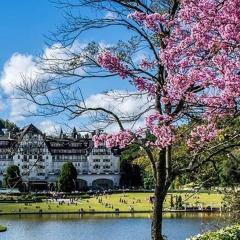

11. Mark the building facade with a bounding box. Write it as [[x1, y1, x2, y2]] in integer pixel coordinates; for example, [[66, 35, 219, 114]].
[[0, 124, 121, 191]]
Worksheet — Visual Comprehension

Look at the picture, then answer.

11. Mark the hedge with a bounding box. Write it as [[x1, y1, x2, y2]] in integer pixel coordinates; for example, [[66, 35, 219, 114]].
[[189, 225, 240, 240], [0, 225, 7, 232]]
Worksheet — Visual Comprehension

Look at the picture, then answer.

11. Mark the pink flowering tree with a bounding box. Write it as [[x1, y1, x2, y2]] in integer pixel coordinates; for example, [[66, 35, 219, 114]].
[[18, 1, 240, 239]]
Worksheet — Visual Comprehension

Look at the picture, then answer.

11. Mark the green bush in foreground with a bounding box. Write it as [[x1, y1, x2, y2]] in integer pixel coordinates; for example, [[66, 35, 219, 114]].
[[189, 225, 240, 240], [0, 225, 7, 232]]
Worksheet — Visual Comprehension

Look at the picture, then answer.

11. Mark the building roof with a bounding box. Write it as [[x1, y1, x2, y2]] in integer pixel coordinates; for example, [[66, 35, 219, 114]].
[[20, 124, 43, 137], [0, 123, 120, 156]]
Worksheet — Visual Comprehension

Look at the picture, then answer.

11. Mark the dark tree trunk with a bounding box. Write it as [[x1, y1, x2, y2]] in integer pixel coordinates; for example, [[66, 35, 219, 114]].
[[151, 185, 166, 240], [151, 149, 170, 240]]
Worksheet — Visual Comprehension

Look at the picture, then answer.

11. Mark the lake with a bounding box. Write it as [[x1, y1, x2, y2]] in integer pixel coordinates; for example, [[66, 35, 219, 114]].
[[0, 213, 222, 240]]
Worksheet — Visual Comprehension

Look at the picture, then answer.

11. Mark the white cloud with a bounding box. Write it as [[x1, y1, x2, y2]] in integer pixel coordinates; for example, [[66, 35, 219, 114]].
[[0, 53, 40, 95], [104, 11, 117, 20], [85, 91, 148, 114], [9, 99, 37, 122], [0, 40, 147, 127], [83, 90, 154, 133], [0, 53, 41, 122], [0, 41, 86, 122], [39, 120, 61, 136], [0, 100, 5, 112]]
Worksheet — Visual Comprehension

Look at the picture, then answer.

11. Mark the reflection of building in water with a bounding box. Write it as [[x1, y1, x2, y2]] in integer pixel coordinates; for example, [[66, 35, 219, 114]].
[[0, 124, 120, 191]]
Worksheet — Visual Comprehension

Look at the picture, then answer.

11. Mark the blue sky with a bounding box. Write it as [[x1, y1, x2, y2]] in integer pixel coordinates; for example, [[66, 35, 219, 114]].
[[0, 0, 139, 133], [0, 0, 63, 127], [0, 0, 63, 66]]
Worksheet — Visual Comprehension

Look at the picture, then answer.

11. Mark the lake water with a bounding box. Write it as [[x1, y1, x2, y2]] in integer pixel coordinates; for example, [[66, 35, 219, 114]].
[[0, 213, 222, 240]]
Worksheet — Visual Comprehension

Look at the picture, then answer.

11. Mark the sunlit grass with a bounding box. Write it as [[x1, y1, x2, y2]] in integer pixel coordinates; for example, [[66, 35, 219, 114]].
[[0, 192, 224, 214]]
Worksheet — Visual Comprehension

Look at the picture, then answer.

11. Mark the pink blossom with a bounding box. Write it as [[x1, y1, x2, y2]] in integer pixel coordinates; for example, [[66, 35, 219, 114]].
[[97, 51, 130, 79], [159, 0, 240, 115], [145, 112, 175, 149], [132, 77, 156, 94], [146, 112, 172, 127], [95, 0, 239, 151], [187, 123, 218, 150], [93, 131, 133, 149], [128, 11, 170, 32], [92, 134, 107, 148], [145, 124, 175, 149], [139, 58, 158, 70]]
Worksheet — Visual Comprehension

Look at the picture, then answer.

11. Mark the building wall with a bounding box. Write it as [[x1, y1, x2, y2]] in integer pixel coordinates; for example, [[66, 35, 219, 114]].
[[13, 133, 53, 182], [0, 125, 121, 189]]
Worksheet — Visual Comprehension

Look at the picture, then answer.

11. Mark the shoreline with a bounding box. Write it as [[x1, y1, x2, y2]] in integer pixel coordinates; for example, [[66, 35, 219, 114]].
[[0, 209, 220, 216]]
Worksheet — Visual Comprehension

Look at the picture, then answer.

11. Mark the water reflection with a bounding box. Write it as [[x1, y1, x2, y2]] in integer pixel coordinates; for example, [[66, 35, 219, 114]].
[[0, 212, 223, 220], [0, 213, 223, 240]]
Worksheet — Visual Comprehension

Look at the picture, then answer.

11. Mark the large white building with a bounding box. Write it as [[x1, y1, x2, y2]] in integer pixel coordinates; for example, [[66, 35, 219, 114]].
[[0, 124, 121, 191]]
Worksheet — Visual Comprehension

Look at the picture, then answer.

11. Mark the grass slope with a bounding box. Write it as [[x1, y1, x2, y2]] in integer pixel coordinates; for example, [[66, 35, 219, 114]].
[[0, 192, 223, 214]]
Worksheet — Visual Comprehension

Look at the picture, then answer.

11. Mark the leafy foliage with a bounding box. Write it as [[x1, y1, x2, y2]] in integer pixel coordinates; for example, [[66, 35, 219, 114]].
[[0, 119, 20, 133], [58, 162, 77, 192], [189, 225, 240, 240], [120, 144, 143, 188], [224, 190, 240, 224], [4, 165, 23, 191]]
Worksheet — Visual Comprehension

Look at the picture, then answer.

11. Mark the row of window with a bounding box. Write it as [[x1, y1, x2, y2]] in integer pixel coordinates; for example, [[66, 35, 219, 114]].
[[37, 173, 45, 176], [18, 151, 47, 154], [18, 155, 49, 160], [91, 152, 111, 155], [52, 155, 87, 161], [51, 149, 87, 154], [0, 155, 12, 159], [93, 159, 111, 162], [92, 165, 111, 169], [50, 142, 89, 148], [21, 172, 46, 176], [22, 165, 45, 169]]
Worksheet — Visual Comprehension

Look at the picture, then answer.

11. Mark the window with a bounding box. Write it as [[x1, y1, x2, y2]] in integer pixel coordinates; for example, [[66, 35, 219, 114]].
[[37, 173, 45, 176], [93, 159, 100, 162], [93, 164, 100, 169], [103, 159, 110, 162], [103, 165, 111, 169]]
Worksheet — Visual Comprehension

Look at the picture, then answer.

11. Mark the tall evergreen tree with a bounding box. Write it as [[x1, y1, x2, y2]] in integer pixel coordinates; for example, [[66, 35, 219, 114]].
[[58, 162, 78, 192], [4, 165, 23, 191]]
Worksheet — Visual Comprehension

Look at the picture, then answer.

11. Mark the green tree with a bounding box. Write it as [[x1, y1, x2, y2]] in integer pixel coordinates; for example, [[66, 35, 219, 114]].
[[0, 119, 20, 133], [143, 172, 155, 190], [120, 161, 143, 188], [58, 162, 77, 192], [4, 165, 23, 191], [219, 158, 240, 186], [224, 190, 240, 224], [120, 144, 143, 188]]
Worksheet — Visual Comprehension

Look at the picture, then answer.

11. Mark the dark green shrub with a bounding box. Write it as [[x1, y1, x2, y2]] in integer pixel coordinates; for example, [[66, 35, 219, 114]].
[[189, 225, 240, 240]]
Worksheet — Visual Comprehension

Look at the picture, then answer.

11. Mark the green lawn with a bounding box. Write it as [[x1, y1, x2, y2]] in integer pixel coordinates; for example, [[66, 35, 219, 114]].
[[0, 192, 223, 214]]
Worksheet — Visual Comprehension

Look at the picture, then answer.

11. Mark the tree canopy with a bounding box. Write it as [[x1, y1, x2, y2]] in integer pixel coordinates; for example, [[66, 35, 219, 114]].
[[4, 165, 22, 191], [58, 162, 78, 192], [0, 119, 19, 134]]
